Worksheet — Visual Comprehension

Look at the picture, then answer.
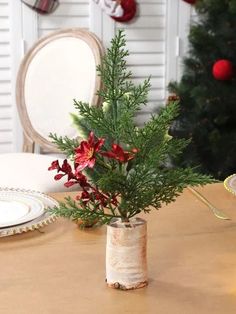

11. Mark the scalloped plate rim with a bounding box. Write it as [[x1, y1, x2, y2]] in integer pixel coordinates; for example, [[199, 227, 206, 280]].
[[224, 174, 236, 196], [0, 187, 59, 237]]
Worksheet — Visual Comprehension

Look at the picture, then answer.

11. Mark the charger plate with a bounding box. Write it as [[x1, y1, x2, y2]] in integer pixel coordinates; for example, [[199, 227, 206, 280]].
[[224, 174, 236, 196], [0, 187, 58, 237]]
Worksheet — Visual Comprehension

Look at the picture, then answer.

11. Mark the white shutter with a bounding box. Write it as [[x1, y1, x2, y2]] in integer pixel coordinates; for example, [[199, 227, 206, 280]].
[[191, 5, 198, 23], [0, 0, 13, 153], [175, 0, 197, 81], [115, 0, 167, 125], [38, 0, 90, 38]]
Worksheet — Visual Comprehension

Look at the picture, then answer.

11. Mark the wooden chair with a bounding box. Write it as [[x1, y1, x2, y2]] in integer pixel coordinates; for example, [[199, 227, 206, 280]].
[[0, 28, 104, 192]]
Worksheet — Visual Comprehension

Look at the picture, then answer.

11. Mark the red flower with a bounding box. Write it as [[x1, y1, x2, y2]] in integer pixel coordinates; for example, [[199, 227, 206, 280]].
[[64, 172, 88, 188], [48, 160, 73, 182], [54, 173, 65, 181], [75, 171, 88, 187], [48, 159, 89, 188], [111, 195, 118, 206], [48, 160, 60, 171], [100, 144, 137, 163], [62, 160, 74, 180], [76, 188, 111, 207], [76, 190, 90, 204], [66, 170, 89, 188], [74, 132, 105, 171]]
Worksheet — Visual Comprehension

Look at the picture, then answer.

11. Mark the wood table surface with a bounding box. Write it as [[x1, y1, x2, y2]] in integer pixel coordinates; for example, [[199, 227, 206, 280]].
[[1, 183, 236, 314]]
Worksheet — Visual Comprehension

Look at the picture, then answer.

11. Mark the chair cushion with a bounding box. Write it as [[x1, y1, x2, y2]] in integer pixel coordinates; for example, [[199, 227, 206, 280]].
[[0, 153, 77, 193]]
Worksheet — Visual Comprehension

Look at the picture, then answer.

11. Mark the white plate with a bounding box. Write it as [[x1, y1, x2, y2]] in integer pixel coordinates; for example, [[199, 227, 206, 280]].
[[0, 188, 58, 237], [224, 174, 236, 196], [0, 191, 44, 228]]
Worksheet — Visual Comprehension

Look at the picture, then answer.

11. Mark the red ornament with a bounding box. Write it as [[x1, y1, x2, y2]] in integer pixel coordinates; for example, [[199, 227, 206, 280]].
[[182, 0, 197, 4], [212, 59, 234, 81], [112, 0, 136, 23]]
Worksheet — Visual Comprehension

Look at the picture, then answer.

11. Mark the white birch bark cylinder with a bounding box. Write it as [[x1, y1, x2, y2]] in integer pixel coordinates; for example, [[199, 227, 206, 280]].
[[106, 217, 148, 290]]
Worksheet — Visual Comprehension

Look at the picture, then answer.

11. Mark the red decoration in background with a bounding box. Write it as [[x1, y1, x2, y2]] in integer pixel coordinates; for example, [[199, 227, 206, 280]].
[[21, 0, 59, 14], [112, 0, 136, 22], [212, 59, 234, 81], [182, 0, 197, 4]]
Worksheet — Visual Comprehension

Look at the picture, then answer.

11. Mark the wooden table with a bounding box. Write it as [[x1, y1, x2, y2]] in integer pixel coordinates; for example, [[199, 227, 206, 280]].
[[1, 183, 236, 314]]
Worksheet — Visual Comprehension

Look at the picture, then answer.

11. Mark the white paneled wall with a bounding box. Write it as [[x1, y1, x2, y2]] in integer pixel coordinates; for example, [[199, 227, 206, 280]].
[[176, 1, 197, 81], [0, 0, 13, 153], [0, 0, 193, 153], [117, 0, 166, 124], [38, 0, 90, 38]]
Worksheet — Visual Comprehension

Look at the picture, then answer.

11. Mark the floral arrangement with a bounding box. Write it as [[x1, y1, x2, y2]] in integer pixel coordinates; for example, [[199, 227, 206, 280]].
[[48, 31, 213, 227]]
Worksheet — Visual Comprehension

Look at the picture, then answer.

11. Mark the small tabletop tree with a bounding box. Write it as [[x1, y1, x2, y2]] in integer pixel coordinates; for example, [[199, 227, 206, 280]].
[[49, 31, 213, 226]]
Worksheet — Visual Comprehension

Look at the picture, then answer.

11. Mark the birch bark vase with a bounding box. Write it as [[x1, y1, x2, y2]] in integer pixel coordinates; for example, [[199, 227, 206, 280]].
[[106, 217, 148, 290]]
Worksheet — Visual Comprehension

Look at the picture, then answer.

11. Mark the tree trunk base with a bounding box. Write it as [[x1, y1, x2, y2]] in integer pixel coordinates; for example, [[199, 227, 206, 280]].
[[106, 280, 148, 290], [106, 217, 148, 291]]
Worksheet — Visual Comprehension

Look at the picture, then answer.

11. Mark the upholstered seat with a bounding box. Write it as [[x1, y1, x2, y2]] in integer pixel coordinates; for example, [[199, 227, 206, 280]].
[[0, 153, 67, 192], [0, 29, 104, 193]]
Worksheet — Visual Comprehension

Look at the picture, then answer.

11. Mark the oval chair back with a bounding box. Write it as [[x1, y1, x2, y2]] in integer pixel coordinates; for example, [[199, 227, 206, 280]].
[[16, 28, 104, 153], [0, 29, 104, 193]]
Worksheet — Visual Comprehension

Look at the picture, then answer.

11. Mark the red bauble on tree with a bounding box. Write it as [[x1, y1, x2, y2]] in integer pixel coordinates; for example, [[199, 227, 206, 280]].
[[112, 0, 136, 22], [183, 0, 197, 4], [212, 59, 234, 81]]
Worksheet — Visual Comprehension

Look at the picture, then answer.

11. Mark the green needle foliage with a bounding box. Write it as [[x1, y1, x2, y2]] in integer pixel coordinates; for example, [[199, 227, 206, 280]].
[[169, 0, 236, 180], [49, 30, 214, 226]]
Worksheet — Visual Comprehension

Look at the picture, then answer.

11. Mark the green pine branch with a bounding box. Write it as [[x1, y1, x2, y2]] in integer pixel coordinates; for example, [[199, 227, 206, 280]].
[[48, 30, 215, 225], [49, 133, 80, 157], [50, 196, 116, 227]]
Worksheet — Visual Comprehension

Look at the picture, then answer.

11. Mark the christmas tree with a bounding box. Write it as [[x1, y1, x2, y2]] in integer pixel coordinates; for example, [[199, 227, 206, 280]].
[[48, 31, 213, 227], [169, 0, 236, 180]]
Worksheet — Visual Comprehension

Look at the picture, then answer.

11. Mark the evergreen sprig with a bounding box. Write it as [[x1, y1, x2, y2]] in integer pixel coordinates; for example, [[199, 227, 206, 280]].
[[49, 133, 80, 157], [49, 30, 214, 226]]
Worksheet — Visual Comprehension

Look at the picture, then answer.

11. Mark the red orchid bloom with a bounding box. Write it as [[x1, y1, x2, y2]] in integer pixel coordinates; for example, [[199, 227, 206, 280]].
[[74, 171, 88, 188], [76, 190, 90, 204], [48, 160, 60, 171], [74, 132, 105, 171], [100, 144, 138, 163], [76, 188, 109, 207], [48, 159, 73, 181], [48, 159, 89, 188], [64, 170, 88, 188]]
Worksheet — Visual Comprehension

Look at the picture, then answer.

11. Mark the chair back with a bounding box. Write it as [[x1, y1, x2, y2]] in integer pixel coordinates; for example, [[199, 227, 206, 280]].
[[16, 28, 104, 153]]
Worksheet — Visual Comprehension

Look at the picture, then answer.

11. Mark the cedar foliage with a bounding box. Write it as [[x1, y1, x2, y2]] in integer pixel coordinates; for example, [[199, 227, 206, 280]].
[[49, 30, 213, 225]]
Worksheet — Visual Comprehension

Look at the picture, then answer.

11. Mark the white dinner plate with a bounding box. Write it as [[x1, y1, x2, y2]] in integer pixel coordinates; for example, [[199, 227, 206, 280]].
[[0, 187, 58, 237], [0, 191, 44, 228], [224, 174, 236, 196]]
